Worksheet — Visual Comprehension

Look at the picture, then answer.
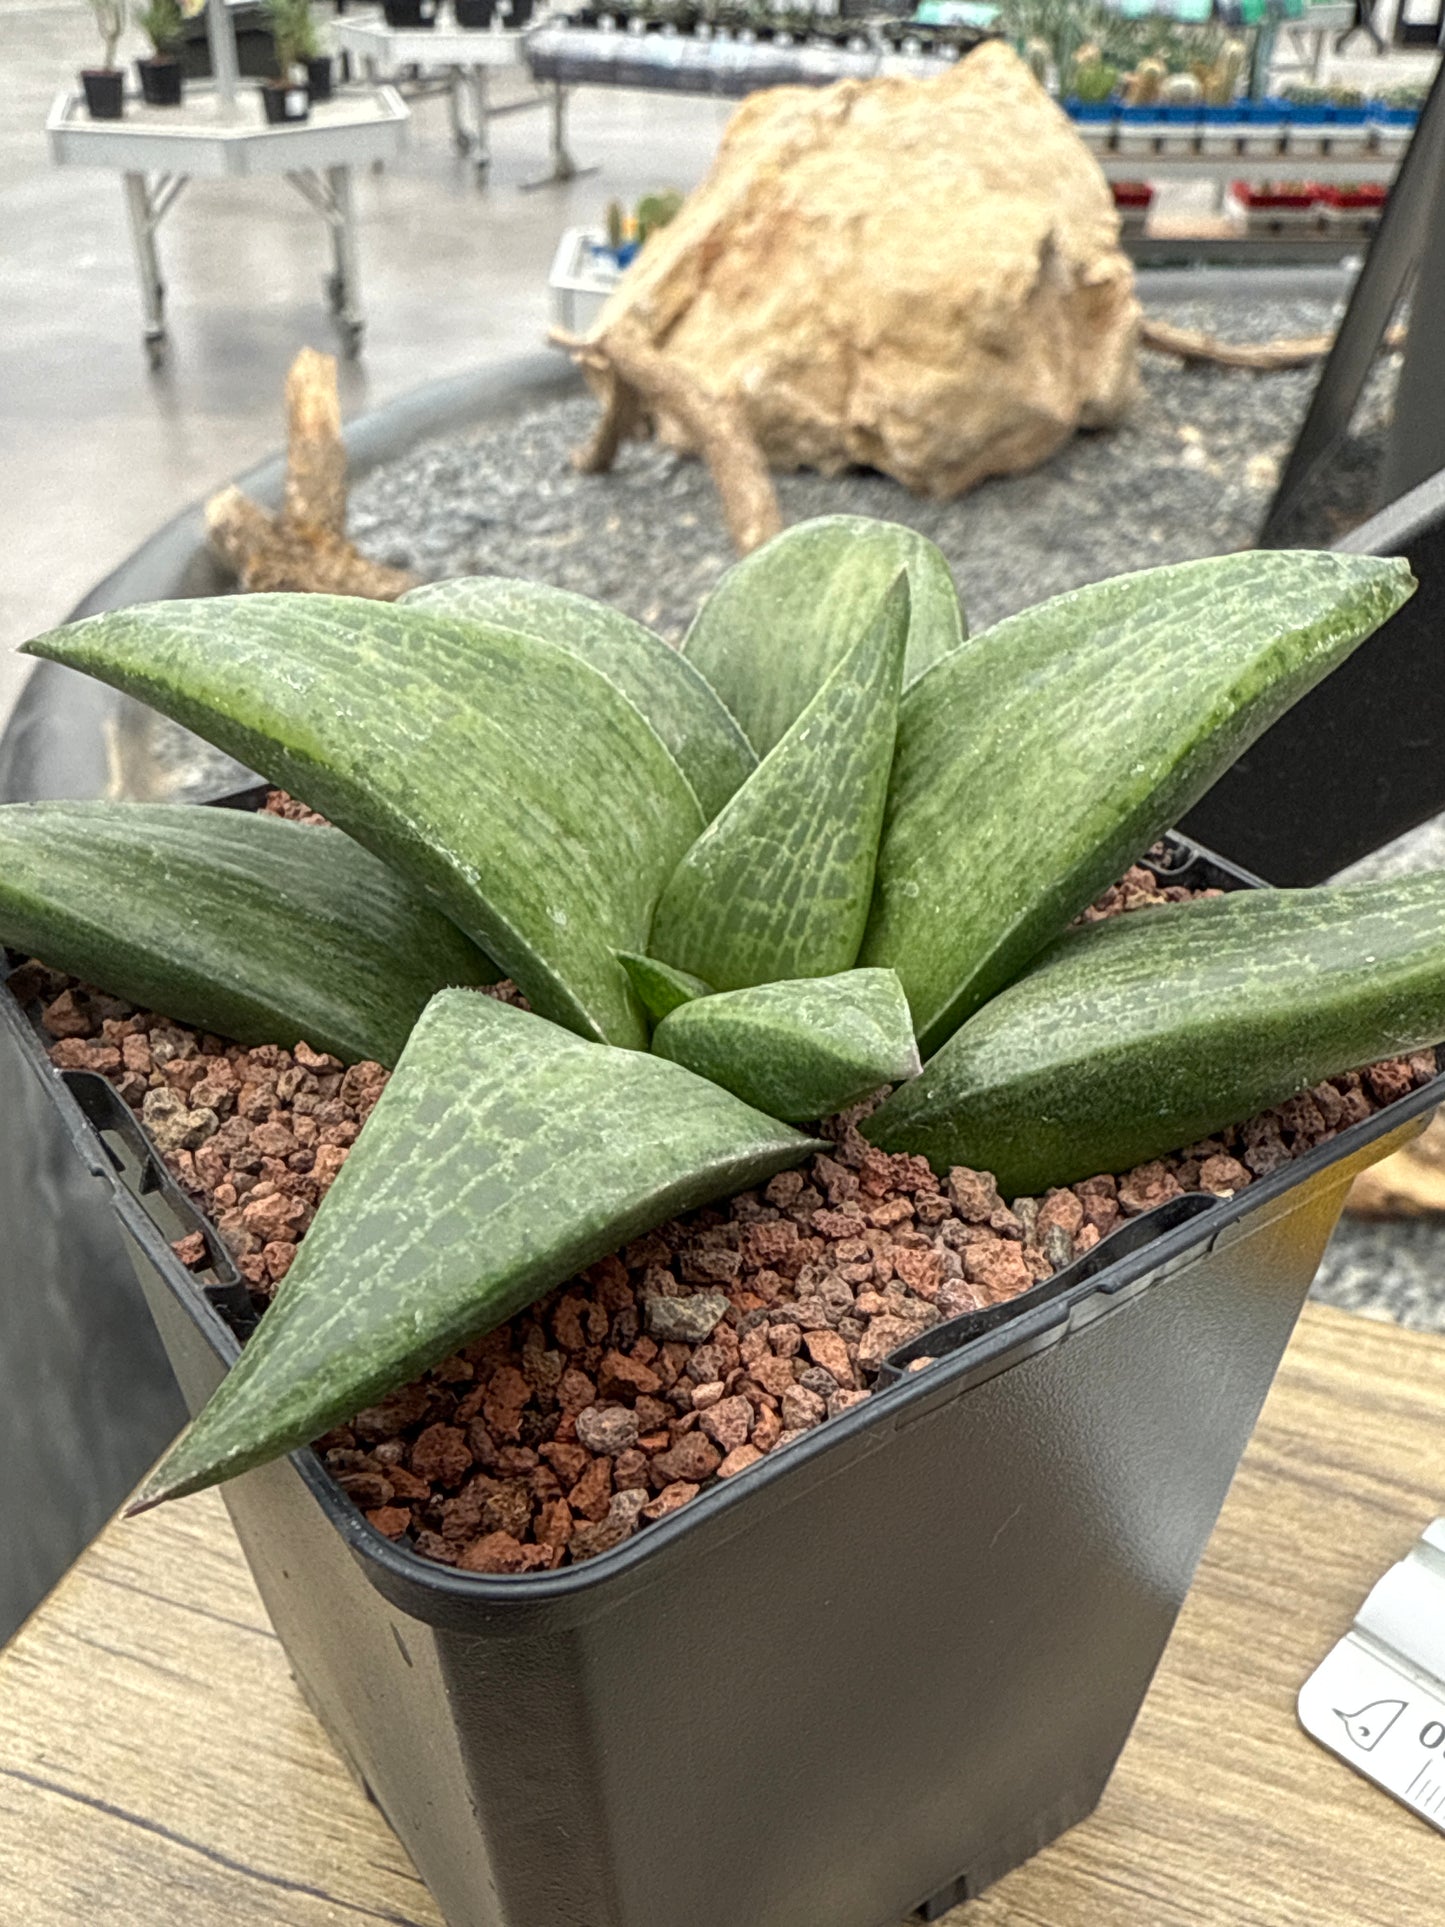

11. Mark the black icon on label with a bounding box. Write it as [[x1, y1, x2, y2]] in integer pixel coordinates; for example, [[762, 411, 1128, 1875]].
[[1335, 1698, 1408, 1752]]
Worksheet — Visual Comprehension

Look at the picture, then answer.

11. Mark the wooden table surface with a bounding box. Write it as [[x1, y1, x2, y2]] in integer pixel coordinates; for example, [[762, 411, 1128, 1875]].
[[2, 1302, 1443, 1927]]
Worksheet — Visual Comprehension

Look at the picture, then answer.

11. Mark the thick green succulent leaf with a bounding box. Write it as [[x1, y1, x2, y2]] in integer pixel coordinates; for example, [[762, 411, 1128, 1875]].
[[0, 803, 496, 1066], [27, 596, 707, 1051], [652, 968, 920, 1122], [860, 552, 1415, 1058], [681, 516, 965, 757], [134, 991, 819, 1507], [618, 950, 712, 1020], [403, 576, 755, 821], [865, 875, 1445, 1195], [650, 575, 909, 990]]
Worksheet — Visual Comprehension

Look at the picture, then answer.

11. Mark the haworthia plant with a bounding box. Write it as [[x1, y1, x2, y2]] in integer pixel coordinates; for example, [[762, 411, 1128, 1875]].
[[650, 576, 908, 990], [137, 993, 820, 1506], [681, 516, 966, 758], [859, 551, 1416, 1055], [652, 969, 920, 1122], [402, 577, 755, 822], [9, 523, 1428, 1509], [864, 877, 1445, 1195], [0, 804, 496, 1066]]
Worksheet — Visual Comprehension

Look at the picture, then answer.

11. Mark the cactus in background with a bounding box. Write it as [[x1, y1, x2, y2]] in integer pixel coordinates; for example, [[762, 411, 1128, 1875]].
[[1203, 37, 1244, 106], [605, 198, 625, 250], [89, 0, 127, 68], [1023, 34, 1051, 84], [1125, 55, 1166, 105], [636, 188, 684, 244], [1072, 60, 1118, 104], [1162, 70, 1202, 104]]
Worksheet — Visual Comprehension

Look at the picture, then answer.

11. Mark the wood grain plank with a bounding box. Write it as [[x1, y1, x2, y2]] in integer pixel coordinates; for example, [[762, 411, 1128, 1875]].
[[1, 1304, 1442, 1926]]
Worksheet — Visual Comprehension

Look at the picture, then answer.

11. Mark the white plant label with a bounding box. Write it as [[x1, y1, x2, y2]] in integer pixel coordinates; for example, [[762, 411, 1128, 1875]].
[[1299, 1517, 1445, 1835]]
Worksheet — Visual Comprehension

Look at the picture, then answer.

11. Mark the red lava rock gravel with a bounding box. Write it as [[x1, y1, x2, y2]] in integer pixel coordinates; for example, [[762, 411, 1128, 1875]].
[[10, 845, 1437, 1574]]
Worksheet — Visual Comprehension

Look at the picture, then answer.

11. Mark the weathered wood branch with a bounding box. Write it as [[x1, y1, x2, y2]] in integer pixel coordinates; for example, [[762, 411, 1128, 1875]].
[[206, 347, 416, 600], [552, 323, 783, 557], [1141, 317, 1407, 372]]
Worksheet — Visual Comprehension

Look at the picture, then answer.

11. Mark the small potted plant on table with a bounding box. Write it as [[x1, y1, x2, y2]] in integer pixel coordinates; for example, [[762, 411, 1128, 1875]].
[[80, 0, 128, 120], [135, 0, 187, 106], [455, 0, 497, 27], [260, 0, 318, 120], [382, 0, 439, 27]]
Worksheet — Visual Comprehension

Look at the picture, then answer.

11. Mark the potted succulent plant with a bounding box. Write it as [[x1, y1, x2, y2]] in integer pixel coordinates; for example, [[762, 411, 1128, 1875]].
[[4, 522, 1443, 1925], [135, 0, 188, 106], [260, 0, 316, 122], [80, 0, 128, 120]]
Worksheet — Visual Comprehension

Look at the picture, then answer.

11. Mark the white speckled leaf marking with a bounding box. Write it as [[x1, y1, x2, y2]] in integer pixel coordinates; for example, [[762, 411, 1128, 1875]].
[[136, 991, 820, 1506], [652, 968, 920, 1122], [867, 875, 1445, 1192], [28, 596, 706, 1049], [0, 803, 496, 1064], [862, 550, 1416, 1056], [651, 575, 909, 990]]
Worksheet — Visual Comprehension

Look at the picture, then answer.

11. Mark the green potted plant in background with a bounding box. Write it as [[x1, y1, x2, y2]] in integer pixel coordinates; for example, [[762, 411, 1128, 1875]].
[[135, 0, 188, 105], [259, 0, 312, 121], [261, 0, 325, 118], [80, 0, 128, 120], [6, 523, 1445, 1925]]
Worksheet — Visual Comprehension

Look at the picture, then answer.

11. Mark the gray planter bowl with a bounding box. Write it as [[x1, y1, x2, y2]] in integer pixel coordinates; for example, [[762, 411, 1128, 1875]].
[[0, 351, 578, 1642]]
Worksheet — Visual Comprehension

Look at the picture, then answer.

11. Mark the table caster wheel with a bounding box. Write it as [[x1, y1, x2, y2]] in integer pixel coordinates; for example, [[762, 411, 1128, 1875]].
[[338, 319, 364, 358], [324, 272, 344, 313], [144, 331, 168, 371]]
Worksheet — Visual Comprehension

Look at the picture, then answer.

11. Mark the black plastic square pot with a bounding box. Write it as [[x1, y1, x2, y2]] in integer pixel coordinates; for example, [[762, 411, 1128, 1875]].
[[80, 68, 125, 119], [136, 55, 184, 106], [4, 837, 1439, 1925]]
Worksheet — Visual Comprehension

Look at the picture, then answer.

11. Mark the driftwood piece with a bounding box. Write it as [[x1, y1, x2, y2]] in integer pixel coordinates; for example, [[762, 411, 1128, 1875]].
[[553, 323, 782, 557], [1141, 317, 1407, 372], [206, 348, 415, 600]]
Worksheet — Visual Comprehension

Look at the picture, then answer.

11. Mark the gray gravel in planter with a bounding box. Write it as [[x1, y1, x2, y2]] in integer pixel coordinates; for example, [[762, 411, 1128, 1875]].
[[347, 294, 1398, 640]]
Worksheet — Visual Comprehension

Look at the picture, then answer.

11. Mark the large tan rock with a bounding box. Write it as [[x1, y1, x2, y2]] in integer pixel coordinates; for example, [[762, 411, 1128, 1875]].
[[591, 42, 1140, 498]]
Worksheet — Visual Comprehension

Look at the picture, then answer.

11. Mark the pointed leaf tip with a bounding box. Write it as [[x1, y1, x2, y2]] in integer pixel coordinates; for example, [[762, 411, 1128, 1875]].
[[650, 573, 910, 990], [618, 951, 713, 1021], [0, 803, 497, 1067], [865, 871, 1445, 1193], [863, 549, 1417, 1057], [139, 991, 820, 1505], [25, 595, 705, 1051], [652, 968, 920, 1122], [682, 515, 966, 758]]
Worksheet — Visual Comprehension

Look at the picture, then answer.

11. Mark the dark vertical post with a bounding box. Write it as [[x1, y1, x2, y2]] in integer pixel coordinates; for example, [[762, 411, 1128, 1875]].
[[1260, 57, 1445, 545]]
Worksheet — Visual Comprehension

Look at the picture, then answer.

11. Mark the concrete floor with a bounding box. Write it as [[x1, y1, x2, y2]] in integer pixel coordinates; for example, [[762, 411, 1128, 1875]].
[[0, 0, 734, 731], [1, 3, 1433, 738]]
